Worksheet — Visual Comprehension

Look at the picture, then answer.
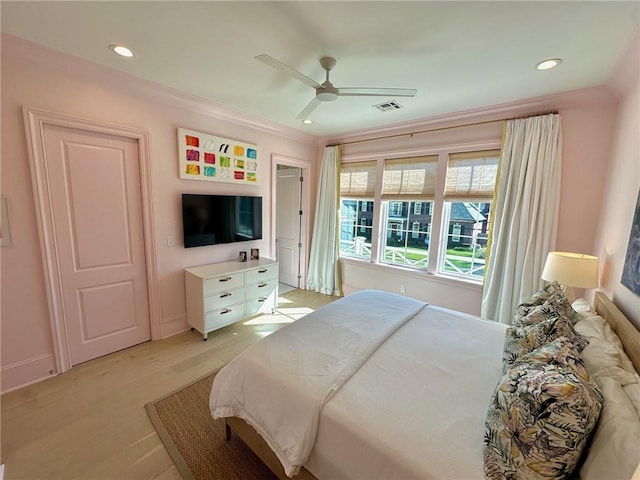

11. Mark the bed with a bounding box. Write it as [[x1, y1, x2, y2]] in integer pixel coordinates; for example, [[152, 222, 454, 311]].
[[209, 289, 640, 480]]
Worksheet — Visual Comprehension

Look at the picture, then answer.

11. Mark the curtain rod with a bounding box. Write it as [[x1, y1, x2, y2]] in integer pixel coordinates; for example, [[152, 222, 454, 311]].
[[327, 110, 559, 148]]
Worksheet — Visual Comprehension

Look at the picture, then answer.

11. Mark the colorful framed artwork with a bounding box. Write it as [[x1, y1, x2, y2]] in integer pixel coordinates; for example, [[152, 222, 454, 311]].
[[178, 128, 259, 185]]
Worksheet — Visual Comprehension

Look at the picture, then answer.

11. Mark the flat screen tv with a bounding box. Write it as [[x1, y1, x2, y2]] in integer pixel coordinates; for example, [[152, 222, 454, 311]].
[[182, 194, 263, 248]]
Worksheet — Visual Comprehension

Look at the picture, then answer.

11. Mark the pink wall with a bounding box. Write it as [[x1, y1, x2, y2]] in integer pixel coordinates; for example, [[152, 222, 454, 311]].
[[594, 32, 640, 327], [0, 35, 318, 392], [327, 88, 618, 313]]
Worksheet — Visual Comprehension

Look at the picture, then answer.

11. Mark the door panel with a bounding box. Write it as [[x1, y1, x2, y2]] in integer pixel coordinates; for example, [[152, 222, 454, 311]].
[[276, 168, 302, 287], [65, 142, 132, 268], [43, 125, 150, 365], [79, 281, 137, 339]]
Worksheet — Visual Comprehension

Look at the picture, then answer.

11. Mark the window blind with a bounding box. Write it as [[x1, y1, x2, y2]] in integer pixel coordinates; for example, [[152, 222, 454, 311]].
[[382, 155, 438, 200], [340, 161, 377, 198], [445, 150, 500, 200]]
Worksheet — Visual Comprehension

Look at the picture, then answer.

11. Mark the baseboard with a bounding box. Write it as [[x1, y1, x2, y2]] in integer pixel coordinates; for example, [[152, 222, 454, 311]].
[[161, 313, 189, 338], [1, 353, 56, 394]]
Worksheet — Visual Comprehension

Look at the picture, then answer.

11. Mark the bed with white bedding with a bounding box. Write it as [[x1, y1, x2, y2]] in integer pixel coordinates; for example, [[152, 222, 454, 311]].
[[209, 289, 640, 480]]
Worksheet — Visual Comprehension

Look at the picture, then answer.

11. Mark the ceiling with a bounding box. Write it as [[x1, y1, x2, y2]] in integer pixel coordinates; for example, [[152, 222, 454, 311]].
[[2, 1, 638, 137]]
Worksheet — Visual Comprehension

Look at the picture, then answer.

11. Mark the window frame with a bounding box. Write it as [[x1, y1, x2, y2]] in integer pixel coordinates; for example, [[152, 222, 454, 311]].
[[338, 142, 500, 286]]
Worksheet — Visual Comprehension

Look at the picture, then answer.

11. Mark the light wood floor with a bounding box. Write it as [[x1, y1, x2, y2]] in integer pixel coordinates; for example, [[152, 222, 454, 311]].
[[1, 289, 337, 480]]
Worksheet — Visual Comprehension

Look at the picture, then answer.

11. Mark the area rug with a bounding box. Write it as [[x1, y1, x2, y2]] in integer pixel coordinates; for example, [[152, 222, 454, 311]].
[[145, 370, 277, 480]]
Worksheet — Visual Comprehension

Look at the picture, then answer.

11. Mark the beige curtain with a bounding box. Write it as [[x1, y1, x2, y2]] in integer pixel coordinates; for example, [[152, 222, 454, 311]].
[[481, 114, 562, 323], [306, 146, 342, 296]]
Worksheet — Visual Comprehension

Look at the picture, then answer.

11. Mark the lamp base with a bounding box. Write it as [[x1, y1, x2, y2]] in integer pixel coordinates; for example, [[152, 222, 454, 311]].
[[561, 284, 576, 303]]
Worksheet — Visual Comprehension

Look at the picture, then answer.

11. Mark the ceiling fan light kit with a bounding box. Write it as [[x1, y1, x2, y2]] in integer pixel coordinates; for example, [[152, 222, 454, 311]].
[[255, 54, 417, 121]]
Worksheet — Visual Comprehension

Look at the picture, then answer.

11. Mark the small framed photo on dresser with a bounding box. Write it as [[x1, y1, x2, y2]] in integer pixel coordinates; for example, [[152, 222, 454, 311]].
[[239, 251, 247, 262], [251, 248, 259, 260]]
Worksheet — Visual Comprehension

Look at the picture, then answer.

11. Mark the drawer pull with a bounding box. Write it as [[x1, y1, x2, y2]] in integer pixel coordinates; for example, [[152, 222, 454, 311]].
[[258, 269, 268, 273], [220, 308, 232, 315], [220, 292, 231, 298], [258, 282, 268, 288], [258, 297, 266, 303], [219, 276, 232, 282]]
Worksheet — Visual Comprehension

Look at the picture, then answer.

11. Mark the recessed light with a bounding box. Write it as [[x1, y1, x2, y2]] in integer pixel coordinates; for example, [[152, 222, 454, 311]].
[[302, 119, 313, 125], [108, 43, 135, 58], [536, 58, 562, 70]]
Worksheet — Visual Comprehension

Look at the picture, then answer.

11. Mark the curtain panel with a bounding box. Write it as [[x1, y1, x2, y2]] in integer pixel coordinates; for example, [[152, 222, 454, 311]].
[[481, 114, 562, 323], [306, 146, 343, 296]]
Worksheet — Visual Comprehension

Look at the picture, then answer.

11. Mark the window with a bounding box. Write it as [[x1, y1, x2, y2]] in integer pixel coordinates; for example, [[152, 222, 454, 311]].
[[380, 156, 437, 268], [439, 150, 499, 280], [411, 221, 420, 239], [359, 217, 367, 233], [338, 149, 499, 284], [452, 223, 462, 242], [339, 161, 376, 260], [389, 201, 403, 216]]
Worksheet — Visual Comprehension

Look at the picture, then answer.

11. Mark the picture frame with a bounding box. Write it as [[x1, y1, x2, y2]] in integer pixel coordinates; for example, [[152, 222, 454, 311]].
[[251, 248, 260, 260], [239, 251, 247, 262], [178, 127, 259, 185], [621, 189, 640, 297]]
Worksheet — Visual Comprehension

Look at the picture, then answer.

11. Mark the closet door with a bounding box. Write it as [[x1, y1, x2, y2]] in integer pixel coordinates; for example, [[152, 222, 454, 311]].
[[42, 124, 151, 365]]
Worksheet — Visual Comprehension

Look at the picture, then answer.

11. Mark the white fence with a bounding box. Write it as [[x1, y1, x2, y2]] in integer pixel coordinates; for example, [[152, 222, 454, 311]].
[[340, 238, 485, 277]]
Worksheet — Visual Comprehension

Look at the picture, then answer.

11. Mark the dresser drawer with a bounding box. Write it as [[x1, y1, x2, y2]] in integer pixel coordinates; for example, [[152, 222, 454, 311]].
[[204, 287, 245, 312], [204, 302, 246, 331], [246, 278, 278, 300], [246, 295, 276, 317], [203, 272, 244, 295], [246, 264, 278, 284]]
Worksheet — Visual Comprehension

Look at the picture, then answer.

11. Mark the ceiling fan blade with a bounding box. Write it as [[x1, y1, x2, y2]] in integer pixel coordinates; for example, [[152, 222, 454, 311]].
[[255, 54, 321, 89], [337, 87, 418, 97], [295, 97, 323, 120]]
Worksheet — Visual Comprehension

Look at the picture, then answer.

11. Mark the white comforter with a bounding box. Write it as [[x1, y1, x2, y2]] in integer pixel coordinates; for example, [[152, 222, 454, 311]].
[[307, 303, 507, 479], [210, 290, 426, 477]]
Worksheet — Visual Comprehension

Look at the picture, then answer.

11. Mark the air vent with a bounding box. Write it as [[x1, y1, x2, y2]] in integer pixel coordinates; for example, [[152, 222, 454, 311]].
[[373, 100, 403, 112]]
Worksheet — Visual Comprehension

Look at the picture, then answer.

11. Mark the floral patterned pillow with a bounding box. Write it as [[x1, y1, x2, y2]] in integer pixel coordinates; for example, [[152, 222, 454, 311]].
[[484, 361, 603, 480], [510, 337, 592, 383], [513, 303, 560, 328], [515, 282, 582, 326], [503, 317, 588, 372]]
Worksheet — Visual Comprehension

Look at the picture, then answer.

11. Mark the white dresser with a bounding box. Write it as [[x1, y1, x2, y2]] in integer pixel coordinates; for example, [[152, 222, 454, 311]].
[[185, 258, 279, 340]]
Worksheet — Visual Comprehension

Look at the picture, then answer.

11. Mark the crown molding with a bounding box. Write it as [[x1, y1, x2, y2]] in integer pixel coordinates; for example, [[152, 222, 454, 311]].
[[2, 34, 318, 146], [321, 85, 617, 147]]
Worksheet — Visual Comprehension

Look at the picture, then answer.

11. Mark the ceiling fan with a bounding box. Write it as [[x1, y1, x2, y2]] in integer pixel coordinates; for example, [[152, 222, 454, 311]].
[[255, 54, 418, 121]]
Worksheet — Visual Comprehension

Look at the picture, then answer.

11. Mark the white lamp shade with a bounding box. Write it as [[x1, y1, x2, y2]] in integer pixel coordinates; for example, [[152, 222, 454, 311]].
[[541, 252, 599, 288]]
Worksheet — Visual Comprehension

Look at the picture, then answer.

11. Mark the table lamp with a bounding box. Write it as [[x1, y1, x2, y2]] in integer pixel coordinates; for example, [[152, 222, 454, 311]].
[[541, 251, 599, 302]]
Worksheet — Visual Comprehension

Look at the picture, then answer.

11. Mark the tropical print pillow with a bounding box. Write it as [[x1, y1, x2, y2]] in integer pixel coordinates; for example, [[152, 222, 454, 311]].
[[513, 303, 560, 328], [510, 337, 591, 383], [515, 282, 582, 326], [515, 281, 563, 316], [503, 317, 588, 372], [484, 361, 603, 480]]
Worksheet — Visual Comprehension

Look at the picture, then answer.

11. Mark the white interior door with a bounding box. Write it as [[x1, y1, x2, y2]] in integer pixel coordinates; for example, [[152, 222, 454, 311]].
[[42, 124, 151, 365], [276, 167, 302, 287]]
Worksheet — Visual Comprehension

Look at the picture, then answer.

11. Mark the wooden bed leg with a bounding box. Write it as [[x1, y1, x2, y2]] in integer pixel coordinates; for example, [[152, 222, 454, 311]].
[[224, 418, 232, 441]]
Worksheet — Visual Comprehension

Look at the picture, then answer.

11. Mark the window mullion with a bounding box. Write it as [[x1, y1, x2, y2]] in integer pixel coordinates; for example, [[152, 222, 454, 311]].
[[427, 152, 448, 274], [369, 159, 385, 263]]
